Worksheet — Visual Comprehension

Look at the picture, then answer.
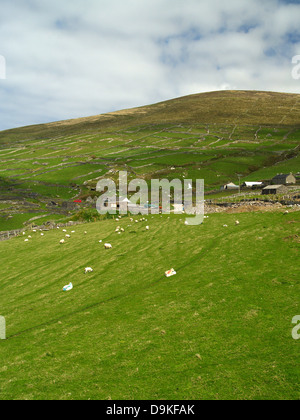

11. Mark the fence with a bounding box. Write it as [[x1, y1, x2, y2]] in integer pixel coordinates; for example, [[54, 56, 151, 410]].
[[0, 221, 82, 242]]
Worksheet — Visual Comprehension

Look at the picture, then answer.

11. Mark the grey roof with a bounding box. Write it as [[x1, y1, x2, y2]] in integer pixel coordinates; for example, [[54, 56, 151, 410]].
[[272, 173, 294, 179], [263, 184, 284, 189]]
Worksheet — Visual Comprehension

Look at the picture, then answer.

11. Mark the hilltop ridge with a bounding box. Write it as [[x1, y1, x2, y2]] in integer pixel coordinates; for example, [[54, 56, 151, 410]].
[[1, 90, 300, 143]]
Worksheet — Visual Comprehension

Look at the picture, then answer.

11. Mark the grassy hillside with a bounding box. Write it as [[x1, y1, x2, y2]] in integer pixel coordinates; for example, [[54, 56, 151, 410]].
[[0, 211, 299, 400], [0, 90, 299, 231]]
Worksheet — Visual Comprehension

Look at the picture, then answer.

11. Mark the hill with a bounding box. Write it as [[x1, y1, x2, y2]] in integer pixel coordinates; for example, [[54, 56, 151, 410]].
[[0, 212, 299, 399], [1, 90, 300, 143], [0, 90, 299, 231]]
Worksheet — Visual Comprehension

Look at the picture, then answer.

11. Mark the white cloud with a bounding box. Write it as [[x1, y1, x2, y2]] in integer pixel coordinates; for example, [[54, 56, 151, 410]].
[[0, 0, 299, 131]]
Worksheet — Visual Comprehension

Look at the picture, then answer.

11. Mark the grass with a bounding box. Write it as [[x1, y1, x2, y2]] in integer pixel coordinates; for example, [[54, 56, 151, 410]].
[[0, 211, 299, 400]]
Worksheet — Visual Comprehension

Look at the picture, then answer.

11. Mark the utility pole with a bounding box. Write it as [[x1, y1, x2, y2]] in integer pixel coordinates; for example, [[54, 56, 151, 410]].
[[237, 174, 242, 195]]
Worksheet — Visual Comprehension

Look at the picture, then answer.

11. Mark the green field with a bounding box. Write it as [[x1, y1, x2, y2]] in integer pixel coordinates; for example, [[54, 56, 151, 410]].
[[0, 211, 299, 400], [0, 90, 299, 400]]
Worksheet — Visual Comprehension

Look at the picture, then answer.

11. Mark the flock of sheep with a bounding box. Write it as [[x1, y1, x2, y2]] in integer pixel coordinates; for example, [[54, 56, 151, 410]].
[[21, 214, 241, 292]]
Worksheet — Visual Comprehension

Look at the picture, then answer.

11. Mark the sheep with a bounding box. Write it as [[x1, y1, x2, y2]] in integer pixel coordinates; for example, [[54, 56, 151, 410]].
[[223, 224, 228, 228], [120, 228, 125, 232], [84, 231, 87, 235], [235, 220, 240, 225], [71, 230, 75, 233], [146, 226, 150, 230], [62, 229, 67, 233], [60, 239, 65, 244], [65, 234, 71, 238], [99, 240, 102, 243], [104, 243, 112, 249], [41, 233, 44, 236], [24, 239, 29, 242], [28, 235, 32, 239], [85, 267, 93, 274]]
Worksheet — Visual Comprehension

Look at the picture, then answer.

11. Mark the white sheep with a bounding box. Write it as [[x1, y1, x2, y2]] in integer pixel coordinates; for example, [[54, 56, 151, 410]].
[[65, 234, 71, 238], [235, 220, 240, 225], [24, 239, 29, 242], [60, 239, 65, 244], [85, 267, 93, 274], [104, 243, 112, 249], [146, 226, 150, 230], [62, 229, 67, 233]]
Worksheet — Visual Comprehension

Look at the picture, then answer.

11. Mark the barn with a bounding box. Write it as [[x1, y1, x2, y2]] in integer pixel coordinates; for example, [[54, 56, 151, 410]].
[[271, 173, 296, 185], [221, 182, 239, 191], [242, 181, 263, 189], [262, 185, 288, 195]]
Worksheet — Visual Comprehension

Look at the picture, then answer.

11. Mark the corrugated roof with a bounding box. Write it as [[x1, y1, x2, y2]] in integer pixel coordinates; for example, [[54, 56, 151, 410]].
[[263, 184, 283, 189]]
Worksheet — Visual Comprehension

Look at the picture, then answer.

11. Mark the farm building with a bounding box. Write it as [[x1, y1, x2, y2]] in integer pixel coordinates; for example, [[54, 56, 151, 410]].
[[221, 182, 239, 191], [242, 181, 263, 189], [262, 185, 288, 195], [271, 173, 296, 185]]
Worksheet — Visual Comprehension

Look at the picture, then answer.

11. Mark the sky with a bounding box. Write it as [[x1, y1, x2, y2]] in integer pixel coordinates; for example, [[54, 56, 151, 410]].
[[0, 0, 300, 131]]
